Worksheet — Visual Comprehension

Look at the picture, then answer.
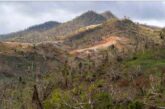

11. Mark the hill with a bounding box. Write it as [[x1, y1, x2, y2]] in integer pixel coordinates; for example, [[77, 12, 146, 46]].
[[1, 10, 117, 43], [38, 19, 165, 108], [64, 19, 161, 51], [0, 12, 165, 109], [0, 21, 61, 43], [41, 19, 165, 109]]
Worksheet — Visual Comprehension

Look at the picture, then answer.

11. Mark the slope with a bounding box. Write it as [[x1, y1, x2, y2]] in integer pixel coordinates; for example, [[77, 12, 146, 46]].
[[64, 18, 161, 48], [27, 21, 61, 32], [0, 41, 68, 77], [0, 21, 61, 43]]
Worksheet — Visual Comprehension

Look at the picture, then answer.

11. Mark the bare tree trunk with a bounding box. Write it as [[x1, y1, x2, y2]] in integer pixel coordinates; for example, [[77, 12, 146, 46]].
[[32, 85, 43, 109]]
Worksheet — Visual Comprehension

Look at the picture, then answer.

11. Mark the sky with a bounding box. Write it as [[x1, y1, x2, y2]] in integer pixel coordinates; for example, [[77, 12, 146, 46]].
[[0, 1, 165, 34]]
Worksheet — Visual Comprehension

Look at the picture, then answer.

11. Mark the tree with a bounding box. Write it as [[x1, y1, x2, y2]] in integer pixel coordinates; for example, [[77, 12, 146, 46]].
[[32, 85, 43, 109], [160, 28, 165, 39]]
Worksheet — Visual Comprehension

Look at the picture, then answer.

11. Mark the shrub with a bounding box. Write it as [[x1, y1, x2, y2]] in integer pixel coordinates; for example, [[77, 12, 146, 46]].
[[128, 101, 144, 109], [44, 89, 72, 109], [94, 92, 113, 109]]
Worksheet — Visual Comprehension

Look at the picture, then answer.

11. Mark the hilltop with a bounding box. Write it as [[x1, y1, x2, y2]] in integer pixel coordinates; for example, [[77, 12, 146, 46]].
[[101, 11, 117, 20]]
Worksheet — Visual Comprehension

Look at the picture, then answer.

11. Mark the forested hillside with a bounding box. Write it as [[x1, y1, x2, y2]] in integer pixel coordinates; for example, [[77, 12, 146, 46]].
[[0, 10, 165, 109]]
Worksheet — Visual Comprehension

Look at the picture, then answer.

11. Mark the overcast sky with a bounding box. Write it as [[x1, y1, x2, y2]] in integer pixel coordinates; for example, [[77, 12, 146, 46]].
[[0, 1, 165, 34]]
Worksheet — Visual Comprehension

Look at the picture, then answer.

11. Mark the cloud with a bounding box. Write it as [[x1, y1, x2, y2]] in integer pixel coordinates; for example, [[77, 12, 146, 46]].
[[163, 1, 165, 4], [0, 2, 81, 34], [133, 19, 165, 27], [0, 1, 165, 34]]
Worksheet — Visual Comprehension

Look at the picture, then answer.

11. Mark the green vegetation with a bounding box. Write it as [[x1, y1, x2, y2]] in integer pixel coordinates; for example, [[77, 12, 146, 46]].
[[128, 101, 144, 109], [124, 49, 165, 68]]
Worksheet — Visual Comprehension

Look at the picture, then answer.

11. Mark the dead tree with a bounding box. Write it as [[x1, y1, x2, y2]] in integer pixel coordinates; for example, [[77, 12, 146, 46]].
[[32, 85, 43, 109]]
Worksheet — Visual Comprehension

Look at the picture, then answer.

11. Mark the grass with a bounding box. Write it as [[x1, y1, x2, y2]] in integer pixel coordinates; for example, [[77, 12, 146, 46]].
[[124, 49, 165, 69]]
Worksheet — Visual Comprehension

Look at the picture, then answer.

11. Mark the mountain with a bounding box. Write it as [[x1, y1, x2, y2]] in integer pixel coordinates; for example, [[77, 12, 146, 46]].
[[27, 21, 61, 32], [41, 11, 108, 38], [1, 11, 165, 109], [101, 11, 117, 20], [1, 10, 116, 43], [0, 21, 61, 42]]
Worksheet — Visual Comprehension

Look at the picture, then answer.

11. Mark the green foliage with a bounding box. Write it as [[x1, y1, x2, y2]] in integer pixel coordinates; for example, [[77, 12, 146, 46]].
[[124, 49, 165, 69], [94, 92, 113, 109], [128, 101, 144, 109], [44, 89, 72, 109]]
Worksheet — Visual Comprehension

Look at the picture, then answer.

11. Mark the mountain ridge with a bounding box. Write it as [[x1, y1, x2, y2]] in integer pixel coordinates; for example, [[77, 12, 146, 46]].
[[26, 21, 61, 32], [0, 10, 117, 43]]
